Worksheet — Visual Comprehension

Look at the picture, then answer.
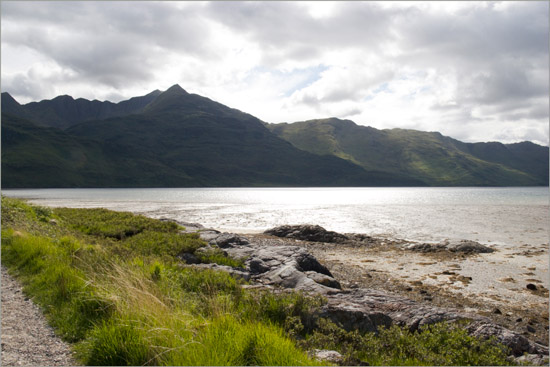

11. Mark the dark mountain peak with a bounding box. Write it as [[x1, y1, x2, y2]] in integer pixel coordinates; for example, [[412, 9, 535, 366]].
[[2, 92, 34, 119], [52, 94, 75, 102], [143, 84, 201, 114], [2, 91, 17, 103], [165, 84, 188, 95]]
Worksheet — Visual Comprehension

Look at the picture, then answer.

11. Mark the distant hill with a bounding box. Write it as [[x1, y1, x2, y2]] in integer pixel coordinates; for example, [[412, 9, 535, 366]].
[[2, 86, 421, 188], [267, 118, 549, 186], [2, 87, 547, 188]]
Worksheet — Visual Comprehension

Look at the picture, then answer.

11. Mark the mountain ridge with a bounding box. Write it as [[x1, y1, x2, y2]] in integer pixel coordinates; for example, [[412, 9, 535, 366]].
[[267, 117, 549, 186], [2, 87, 423, 188], [2, 88, 548, 187]]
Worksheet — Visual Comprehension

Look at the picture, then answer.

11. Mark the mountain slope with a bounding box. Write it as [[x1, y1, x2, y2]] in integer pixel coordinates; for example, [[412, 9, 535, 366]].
[[268, 118, 548, 186], [1, 113, 115, 187]]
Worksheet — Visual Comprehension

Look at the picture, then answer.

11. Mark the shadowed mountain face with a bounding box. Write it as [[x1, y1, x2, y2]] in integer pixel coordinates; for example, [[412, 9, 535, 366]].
[[2, 87, 547, 188], [267, 118, 549, 186]]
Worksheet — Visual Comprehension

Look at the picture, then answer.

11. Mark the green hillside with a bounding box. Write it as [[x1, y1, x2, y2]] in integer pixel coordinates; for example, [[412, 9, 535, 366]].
[[268, 118, 548, 186]]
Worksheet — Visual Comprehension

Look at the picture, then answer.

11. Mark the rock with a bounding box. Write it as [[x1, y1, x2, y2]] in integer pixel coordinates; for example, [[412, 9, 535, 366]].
[[186, 263, 251, 281], [190, 229, 342, 295], [295, 252, 333, 277], [467, 321, 548, 356], [197, 229, 221, 242], [445, 240, 494, 253], [248, 258, 270, 274], [513, 354, 549, 366], [309, 349, 344, 364], [305, 271, 342, 289], [407, 240, 494, 254], [264, 224, 349, 243], [527, 283, 538, 290], [209, 233, 250, 248], [406, 243, 444, 252], [492, 308, 502, 315], [527, 325, 536, 333]]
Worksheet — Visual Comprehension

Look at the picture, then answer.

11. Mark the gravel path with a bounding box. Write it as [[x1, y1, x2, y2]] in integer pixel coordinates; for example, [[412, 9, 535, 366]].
[[1, 266, 77, 366]]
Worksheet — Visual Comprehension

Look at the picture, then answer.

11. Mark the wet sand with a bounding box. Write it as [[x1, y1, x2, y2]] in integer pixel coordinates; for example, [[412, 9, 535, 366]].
[[247, 233, 549, 346]]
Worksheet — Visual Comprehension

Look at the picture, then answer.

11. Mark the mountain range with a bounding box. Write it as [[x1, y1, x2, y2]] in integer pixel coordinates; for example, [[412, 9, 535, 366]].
[[2, 85, 548, 188]]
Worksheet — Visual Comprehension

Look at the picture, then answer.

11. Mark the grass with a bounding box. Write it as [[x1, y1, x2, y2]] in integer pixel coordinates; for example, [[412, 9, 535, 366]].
[[1, 196, 515, 366]]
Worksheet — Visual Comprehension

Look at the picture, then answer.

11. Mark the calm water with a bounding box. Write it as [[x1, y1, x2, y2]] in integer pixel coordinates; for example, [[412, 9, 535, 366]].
[[3, 187, 548, 247]]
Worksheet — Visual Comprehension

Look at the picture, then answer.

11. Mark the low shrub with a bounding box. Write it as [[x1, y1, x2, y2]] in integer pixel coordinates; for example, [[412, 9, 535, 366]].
[[303, 318, 512, 366]]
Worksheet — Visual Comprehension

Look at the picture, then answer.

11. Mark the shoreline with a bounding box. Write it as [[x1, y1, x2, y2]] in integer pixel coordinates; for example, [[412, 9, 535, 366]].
[[243, 231, 549, 347], [2, 195, 548, 364]]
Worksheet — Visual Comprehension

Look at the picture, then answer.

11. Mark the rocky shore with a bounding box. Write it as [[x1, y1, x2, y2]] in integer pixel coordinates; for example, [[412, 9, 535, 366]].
[[178, 222, 549, 365]]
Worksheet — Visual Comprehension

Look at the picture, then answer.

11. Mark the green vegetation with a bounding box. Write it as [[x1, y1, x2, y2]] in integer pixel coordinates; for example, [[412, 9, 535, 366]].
[[301, 318, 511, 366], [268, 118, 549, 186], [1, 197, 514, 365]]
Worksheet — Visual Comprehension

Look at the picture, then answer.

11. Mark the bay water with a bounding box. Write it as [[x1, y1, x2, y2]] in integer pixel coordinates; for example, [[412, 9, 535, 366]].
[[3, 187, 548, 248]]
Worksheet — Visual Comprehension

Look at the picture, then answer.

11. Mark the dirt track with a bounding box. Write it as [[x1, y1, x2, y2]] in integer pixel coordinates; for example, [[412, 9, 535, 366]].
[[1, 266, 77, 366]]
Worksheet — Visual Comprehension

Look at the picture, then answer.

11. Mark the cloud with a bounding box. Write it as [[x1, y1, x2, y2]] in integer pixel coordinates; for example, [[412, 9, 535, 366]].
[[1, 1, 547, 145]]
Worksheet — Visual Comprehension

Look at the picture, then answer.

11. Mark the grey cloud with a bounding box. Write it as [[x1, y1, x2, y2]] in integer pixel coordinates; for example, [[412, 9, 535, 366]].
[[205, 2, 400, 63], [2, 2, 214, 89], [3, 72, 55, 101]]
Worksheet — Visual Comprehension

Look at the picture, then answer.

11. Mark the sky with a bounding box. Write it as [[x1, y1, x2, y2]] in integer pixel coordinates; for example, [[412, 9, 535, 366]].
[[1, 1, 549, 145]]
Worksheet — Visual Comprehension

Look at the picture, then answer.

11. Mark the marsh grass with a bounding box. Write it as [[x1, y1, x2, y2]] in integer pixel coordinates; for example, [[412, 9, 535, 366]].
[[1, 197, 513, 366]]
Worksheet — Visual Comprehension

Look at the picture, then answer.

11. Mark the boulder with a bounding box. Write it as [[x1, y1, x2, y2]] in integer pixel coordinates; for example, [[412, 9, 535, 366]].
[[264, 224, 349, 243], [209, 233, 250, 248], [309, 349, 344, 365]]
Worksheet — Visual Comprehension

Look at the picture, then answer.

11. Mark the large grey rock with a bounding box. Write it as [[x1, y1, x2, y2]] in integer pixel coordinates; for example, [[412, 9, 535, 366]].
[[193, 230, 341, 294], [264, 224, 349, 243]]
